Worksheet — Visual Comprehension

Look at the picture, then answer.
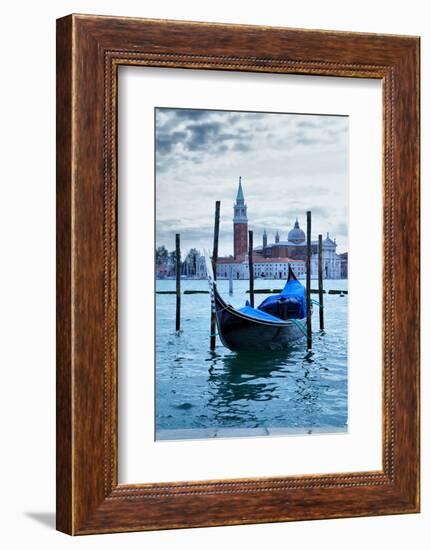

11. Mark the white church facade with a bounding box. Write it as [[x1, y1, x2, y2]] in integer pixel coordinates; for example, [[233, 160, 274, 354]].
[[216, 178, 345, 280]]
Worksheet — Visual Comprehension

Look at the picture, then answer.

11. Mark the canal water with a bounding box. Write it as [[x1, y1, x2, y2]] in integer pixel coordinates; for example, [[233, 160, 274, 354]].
[[156, 278, 348, 440]]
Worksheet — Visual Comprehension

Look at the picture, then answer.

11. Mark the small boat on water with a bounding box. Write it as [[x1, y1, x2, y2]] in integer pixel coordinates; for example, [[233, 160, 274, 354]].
[[205, 255, 307, 352]]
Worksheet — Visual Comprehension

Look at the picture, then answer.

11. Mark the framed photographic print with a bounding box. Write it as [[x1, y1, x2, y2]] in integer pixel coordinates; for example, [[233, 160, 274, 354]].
[[56, 14, 420, 534]]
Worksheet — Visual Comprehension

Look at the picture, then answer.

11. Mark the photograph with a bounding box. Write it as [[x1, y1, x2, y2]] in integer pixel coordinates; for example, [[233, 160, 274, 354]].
[[155, 107, 349, 441], [0, 0, 423, 544]]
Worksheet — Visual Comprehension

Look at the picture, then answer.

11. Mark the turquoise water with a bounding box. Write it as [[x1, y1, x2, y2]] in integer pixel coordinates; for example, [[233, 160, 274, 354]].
[[155, 278, 348, 439]]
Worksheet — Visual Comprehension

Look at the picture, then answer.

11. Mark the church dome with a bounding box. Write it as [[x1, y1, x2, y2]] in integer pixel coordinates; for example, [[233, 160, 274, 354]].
[[288, 219, 306, 243]]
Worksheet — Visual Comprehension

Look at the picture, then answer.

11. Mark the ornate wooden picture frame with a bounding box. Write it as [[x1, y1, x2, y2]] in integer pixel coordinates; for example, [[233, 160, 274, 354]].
[[56, 14, 420, 535]]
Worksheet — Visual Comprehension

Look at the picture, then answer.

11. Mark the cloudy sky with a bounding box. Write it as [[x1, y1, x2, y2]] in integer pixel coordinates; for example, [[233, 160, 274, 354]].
[[155, 108, 349, 256]]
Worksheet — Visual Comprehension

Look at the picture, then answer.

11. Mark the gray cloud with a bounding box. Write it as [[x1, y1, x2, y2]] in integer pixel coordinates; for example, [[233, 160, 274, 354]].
[[297, 119, 318, 129], [295, 136, 324, 146], [184, 122, 223, 151], [156, 130, 187, 154], [232, 141, 252, 152], [155, 108, 349, 254]]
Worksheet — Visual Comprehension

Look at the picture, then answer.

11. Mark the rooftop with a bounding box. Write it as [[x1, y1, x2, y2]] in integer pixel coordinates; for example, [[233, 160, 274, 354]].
[[236, 176, 245, 204]]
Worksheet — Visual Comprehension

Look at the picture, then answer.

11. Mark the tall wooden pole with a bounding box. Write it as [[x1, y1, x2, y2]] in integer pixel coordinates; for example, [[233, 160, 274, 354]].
[[175, 233, 181, 332], [229, 265, 233, 295], [210, 201, 220, 351], [318, 233, 325, 331], [306, 211, 312, 349], [248, 230, 254, 307]]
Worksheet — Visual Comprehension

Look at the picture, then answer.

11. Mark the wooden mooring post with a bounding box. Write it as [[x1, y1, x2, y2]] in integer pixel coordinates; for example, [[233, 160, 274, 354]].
[[248, 230, 255, 307], [318, 233, 325, 331], [306, 211, 312, 350], [210, 201, 220, 351], [175, 233, 181, 332], [229, 265, 233, 295]]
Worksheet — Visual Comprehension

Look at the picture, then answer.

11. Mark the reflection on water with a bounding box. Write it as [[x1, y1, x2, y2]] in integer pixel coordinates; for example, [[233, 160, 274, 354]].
[[156, 279, 348, 436], [206, 352, 284, 427]]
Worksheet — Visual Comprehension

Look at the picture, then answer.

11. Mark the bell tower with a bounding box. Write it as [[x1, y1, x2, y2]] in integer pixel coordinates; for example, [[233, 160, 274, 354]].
[[233, 176, 248, 259]]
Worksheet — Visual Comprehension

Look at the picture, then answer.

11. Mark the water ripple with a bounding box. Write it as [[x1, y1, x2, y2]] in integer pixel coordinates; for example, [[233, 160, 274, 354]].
[[156, 279, 348, 436]]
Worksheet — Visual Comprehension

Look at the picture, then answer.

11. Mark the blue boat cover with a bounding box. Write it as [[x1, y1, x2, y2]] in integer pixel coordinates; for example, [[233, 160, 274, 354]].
[[257, 279, 306, 319], [236, 279, 306, 322], [238, 305, 288, 323]]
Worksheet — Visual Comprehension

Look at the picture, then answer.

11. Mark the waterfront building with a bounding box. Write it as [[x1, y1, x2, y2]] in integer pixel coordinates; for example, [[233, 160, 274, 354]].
[[156, 178, 347, 280], [215, 177, 346, 280], [339, 252, 348, 279], [155, 250, 207, 279], [217, 255, 305, 280]]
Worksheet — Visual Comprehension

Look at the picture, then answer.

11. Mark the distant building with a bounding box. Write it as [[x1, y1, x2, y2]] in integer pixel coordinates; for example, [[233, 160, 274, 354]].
[[233, 176, 248, 259], [155, 249, 206, 279], [217, 256, 305, 280], [196, 255, 207, 279], [339, 252, 348, 279], [156, 263, 170, 278], [216, 177, 347, 279]]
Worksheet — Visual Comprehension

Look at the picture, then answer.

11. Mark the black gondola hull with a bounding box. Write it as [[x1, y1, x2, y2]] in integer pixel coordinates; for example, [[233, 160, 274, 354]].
[[213, 286, 306, 352]]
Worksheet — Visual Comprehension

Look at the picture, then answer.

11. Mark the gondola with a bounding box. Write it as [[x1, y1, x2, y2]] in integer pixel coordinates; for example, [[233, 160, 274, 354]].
[[205, 255, 307, 352]]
